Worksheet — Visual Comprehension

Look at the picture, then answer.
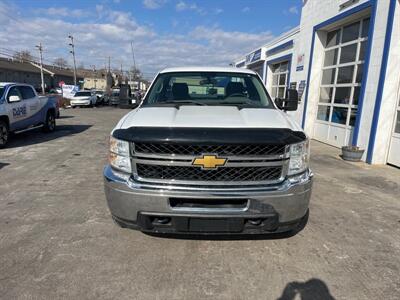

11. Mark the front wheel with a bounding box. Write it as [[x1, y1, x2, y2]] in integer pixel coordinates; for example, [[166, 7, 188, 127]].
[[0, 120, 9, 148], [42, 111, 56, 132]]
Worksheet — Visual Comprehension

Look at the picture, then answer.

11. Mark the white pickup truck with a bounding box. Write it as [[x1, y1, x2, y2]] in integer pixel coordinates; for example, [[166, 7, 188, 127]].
[[104, 67, 313, 235], [0, 82, 57, 148]]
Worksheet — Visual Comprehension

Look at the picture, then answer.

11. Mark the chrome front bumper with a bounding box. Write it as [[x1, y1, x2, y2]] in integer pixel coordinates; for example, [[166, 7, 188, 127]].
[[103, 165, 313, 233]]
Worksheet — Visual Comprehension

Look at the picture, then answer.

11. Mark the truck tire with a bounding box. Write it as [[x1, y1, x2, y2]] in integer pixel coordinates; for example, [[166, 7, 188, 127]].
[[42, 111, 56, 133], [0, 120, 9, 148]]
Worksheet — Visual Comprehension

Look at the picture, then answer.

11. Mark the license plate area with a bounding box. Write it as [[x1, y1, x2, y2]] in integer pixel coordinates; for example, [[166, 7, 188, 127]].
[[188, 218, 244, 232], [137, 211, 279, 234]]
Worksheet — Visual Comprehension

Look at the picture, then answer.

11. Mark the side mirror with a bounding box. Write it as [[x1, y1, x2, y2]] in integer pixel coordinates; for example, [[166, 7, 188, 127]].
[[8, 95, 21, 102], [284, 89, 299, 111], [275, 89, 298, 111]]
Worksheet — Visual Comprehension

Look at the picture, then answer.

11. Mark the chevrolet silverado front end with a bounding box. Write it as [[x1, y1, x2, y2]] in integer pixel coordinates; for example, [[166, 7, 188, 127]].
[[104, 67, 313, 235]]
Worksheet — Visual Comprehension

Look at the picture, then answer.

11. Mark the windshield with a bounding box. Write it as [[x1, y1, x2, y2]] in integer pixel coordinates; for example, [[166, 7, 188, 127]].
[[95, 91, 103, 95], [143, 72, 273, 108], [75, 91, 91, 97], [0, 87, 4, 99], [112, 90, 120, 96]]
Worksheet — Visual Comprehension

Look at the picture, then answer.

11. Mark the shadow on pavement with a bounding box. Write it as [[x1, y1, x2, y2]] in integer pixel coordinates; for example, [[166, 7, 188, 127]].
[[145, 230, 301, 241], [277, 278, 336, 300], [57, 115, 75, 119], [0, 162, 10, 170], [5, 125, 92, 148]]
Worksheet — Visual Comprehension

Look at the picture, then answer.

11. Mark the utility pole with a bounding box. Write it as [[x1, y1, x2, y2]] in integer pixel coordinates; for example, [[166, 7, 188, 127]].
[[120, 63, 123, 84], [130, 41, 136, 80], [91, 64, 96, 89], [35, 42, 45, 95], [68, 34, 77, 86]]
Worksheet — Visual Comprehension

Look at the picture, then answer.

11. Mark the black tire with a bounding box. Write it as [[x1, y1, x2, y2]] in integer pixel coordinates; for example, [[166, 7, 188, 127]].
[[0, 120, 9, 148], [42, 111, 56, 132]]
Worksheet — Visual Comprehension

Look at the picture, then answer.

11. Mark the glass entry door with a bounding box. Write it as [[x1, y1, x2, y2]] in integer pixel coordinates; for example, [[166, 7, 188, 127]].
[[271, 61, 289, 99], [314, 17, 370, 147]]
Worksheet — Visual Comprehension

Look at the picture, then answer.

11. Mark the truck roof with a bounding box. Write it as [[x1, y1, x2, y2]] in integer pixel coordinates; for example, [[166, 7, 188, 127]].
[[0, 82, 34, 87], [0, 82, 17, 87], [159, 66, 257, 75]]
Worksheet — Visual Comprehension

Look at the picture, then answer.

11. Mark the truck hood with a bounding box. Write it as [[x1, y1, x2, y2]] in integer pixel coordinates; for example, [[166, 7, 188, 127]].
[[118, 106, 302, 131]]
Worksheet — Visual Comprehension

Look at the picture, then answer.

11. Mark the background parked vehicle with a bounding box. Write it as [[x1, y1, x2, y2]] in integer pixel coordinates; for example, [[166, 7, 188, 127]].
[[0, 82, 57, 148], [118, 84, 137, 109], [109, 89, 120, 106], [93, 90, 106, 105], [70, 91, 97, 108]]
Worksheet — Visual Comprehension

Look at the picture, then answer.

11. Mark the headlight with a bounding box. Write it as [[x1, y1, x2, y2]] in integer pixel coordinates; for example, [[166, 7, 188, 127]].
[[109, 135, 131, 173], [288, 139, 310, 175]]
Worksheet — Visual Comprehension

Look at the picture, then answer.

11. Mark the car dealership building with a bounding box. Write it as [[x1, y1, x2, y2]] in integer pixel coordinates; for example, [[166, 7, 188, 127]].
[[234, 0, 399, 167]]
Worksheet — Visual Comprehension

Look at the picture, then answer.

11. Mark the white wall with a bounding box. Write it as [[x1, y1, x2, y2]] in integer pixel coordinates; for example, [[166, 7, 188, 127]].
[[369, 0, 400, 164]]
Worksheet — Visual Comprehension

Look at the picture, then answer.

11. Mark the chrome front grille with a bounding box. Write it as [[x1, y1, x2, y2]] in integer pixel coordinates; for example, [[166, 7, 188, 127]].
[[134, 143, 286, 156], [131, 143, 289, 186], [136, 164, 283, 182]]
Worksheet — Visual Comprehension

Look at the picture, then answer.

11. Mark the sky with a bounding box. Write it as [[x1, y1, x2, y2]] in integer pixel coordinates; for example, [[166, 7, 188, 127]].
[[0, 0, 302, 79]]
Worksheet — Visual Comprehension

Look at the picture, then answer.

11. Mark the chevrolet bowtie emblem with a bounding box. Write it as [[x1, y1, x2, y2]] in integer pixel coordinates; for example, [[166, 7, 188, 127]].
[[192, 155, 227, 170]]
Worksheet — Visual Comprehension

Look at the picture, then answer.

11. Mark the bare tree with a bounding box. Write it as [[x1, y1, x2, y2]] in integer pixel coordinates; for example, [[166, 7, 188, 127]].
[[129, 66, 142, 80], [53, 57, 69, 68], [13, 50, 33, 62]]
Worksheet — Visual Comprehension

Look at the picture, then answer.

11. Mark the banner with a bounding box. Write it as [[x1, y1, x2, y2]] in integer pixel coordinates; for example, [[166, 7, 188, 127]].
[[62, 85, 80, 99]]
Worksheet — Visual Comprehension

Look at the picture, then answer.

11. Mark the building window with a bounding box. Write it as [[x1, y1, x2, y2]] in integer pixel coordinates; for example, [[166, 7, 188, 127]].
[[317, 17, 370, 127], [271, 61, 289, 98]]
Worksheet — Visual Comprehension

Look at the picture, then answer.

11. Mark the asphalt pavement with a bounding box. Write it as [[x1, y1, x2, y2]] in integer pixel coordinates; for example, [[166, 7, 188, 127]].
[[0, 107, 399, 299]]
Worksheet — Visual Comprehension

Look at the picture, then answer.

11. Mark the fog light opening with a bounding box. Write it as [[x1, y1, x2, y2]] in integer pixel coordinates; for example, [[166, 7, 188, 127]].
[[153, 217, 171, 225], [248, 219, 263, 226]]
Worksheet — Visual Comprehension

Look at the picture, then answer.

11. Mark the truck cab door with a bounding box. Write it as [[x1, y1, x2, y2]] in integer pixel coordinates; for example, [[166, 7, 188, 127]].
[[20, 86, 41, 125], [6, 86, 28, 131]]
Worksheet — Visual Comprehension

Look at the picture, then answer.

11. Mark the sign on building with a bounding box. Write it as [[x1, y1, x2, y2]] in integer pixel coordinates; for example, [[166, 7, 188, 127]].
[[296, 54, 305, 71]]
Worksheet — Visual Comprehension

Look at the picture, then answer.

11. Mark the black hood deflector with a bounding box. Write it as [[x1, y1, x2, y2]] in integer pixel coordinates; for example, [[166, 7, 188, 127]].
[[113, 127, 306, 145]]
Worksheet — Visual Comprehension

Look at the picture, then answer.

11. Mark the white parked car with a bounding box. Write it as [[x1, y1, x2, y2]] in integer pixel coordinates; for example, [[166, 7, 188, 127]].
[[70, 91, 97, 108]]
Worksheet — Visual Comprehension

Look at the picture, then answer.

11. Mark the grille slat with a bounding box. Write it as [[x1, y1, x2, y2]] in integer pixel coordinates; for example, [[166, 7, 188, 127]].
[[136, 164, 282, 182], [134, 143, 285, 157]]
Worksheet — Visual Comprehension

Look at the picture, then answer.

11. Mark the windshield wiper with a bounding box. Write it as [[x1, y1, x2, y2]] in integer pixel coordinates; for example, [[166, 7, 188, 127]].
[[214, 100, 264, 108], [147, 100, 207, 107]]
